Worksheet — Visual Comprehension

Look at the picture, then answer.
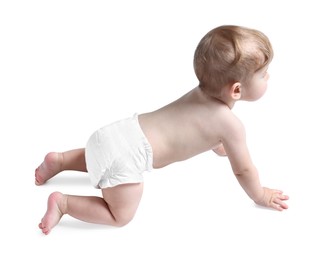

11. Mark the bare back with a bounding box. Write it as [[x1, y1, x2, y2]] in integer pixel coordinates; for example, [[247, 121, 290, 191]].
[[138, 87, 235, 168]]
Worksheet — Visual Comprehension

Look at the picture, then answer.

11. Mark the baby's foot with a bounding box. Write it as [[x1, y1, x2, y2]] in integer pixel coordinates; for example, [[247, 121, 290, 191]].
[[39, 192, 67, 235], [35, 152, 63, 185]]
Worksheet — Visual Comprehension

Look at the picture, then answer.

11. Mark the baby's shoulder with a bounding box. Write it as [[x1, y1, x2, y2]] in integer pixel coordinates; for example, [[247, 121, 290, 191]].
[[209, 106, 245, 137]]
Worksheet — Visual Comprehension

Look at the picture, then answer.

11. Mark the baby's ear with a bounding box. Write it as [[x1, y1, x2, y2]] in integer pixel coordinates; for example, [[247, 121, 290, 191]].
[[230, 82, 242, 100]]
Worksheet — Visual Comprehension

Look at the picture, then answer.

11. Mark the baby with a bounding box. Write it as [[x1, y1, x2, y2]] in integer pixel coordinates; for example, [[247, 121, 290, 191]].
[[35, 25, 289, 235]]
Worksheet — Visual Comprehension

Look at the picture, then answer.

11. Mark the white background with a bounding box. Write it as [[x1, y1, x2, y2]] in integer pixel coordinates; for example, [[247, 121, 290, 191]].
[[1, 0, 329, 259]]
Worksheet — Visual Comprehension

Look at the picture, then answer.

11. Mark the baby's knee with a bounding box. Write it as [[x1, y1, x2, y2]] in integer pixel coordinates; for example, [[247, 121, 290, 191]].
[[112, 215, 134, 227]]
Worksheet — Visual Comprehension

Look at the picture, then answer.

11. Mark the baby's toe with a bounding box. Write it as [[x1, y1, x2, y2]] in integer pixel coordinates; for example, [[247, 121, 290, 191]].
[[35, 168, 44, 185]]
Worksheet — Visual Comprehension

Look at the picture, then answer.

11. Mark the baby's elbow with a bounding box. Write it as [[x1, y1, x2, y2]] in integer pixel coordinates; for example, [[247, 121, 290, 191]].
[[233, 165, 257, 176], [233, 168, 248, 176]]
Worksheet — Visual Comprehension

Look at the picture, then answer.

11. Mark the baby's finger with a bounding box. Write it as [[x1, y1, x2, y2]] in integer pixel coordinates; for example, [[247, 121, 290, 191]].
[[271, 202, 283, 211], [275, 192, 289, 201], [274, 198, 289, 210], [273, 189, 283, 195]]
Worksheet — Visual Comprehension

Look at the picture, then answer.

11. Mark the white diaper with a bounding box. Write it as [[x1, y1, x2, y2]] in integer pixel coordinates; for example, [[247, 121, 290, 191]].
[[85, 114, 153, 189]]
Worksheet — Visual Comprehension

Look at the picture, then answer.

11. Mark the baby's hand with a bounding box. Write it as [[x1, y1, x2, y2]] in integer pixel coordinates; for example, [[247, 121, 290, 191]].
[[255, 187, 289, 211]]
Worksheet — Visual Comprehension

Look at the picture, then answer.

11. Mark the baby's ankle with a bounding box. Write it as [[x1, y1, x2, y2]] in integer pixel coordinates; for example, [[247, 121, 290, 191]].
[[59, 193, 68, 215], [49, 192, 67, 215]]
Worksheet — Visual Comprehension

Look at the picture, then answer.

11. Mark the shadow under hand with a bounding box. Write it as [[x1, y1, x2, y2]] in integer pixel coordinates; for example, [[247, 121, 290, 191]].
[[253, 203, 279, 212]]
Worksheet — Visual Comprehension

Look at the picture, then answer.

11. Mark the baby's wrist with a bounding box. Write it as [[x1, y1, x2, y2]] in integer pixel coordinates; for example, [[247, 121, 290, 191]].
[[252, 187, 266, 205]]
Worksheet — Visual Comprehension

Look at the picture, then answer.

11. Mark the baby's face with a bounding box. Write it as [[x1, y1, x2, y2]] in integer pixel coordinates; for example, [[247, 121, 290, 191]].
[[243, 68, 269, 101]]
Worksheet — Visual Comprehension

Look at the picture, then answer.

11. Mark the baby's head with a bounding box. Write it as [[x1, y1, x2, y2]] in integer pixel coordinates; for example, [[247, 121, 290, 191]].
[[193, 25, 273, 99]]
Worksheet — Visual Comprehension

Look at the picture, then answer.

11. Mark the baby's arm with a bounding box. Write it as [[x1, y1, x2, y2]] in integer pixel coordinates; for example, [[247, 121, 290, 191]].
[[233, 166, 289, 211], [221, 115, 289, 211]]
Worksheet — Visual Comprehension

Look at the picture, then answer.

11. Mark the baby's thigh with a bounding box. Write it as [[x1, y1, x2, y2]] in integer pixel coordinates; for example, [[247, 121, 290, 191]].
[[102, 183, 144, 223]]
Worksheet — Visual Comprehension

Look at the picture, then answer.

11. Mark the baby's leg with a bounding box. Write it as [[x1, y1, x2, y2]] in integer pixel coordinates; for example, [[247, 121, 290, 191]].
[[35, 148, 87, 185], [39, 183, 143, 234], [101, 183, 144, 226]]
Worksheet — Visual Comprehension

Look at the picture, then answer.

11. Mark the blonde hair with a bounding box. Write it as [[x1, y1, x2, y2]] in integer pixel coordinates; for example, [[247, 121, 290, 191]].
[[193, 25, 273, 98]]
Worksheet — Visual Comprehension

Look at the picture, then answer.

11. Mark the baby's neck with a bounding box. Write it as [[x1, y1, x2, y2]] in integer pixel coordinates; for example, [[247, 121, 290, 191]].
[[197, 87, 236, 109]]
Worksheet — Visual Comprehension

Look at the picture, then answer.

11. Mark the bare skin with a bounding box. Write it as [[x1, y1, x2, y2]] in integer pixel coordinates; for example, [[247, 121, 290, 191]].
[[35, 152, 63, 185], [36, 151, 143, 235], [36, 71, 289, 234], [38, 191, 65, 235], [139, 80, 289, 210]]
